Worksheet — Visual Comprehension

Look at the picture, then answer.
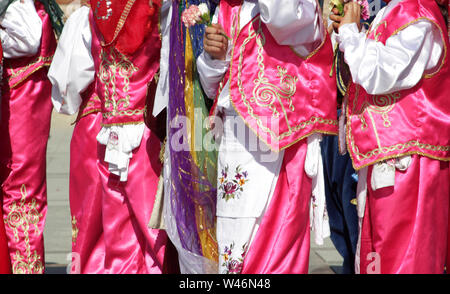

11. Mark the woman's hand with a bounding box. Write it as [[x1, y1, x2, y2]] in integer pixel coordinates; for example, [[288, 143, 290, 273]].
[[203, 23, 228, 60], [340, 2, 361, 30], [329, 7, 343, 33], [329, 3, 361, 34]]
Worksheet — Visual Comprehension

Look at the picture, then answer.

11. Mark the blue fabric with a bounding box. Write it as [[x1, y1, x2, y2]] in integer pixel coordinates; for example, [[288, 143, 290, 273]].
[[321, 131, 358, 274], [321, 109, 358, 274]]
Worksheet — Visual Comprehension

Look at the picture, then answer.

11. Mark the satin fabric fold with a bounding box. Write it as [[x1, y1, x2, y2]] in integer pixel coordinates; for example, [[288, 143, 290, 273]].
[[0, 1, 56, 274], [97, 126, 175, 274], [359, 155, 449, 274], [0, 27, 10, 276], [0, 67, 53, 274], [69, 112, 104, 274], [0, 206, 11, 274], [241, 139, 312, 274]]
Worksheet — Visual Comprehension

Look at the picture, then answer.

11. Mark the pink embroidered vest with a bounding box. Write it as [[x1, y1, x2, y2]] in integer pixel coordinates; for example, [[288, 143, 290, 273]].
[[345, 0, 450, 170], [212, 0, 338, 151], [89, 10, 161, 127], [3, 1, 56, 89], [75, 82, 101, 122]]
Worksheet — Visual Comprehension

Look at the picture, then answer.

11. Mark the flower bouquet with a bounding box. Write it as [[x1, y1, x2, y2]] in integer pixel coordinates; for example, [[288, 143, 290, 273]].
[[182, 3, 211, 27], [182, 3, 230, 39], [330, 0, 370, 20]]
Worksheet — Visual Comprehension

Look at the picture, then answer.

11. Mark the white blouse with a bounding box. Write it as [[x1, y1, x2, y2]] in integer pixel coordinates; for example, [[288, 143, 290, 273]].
[[0, 0, 43, 58], [336, 0, 444, 95], [48, 6, 93, 115]]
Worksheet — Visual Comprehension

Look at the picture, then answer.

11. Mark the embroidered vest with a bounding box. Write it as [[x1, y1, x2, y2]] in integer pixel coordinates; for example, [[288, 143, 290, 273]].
[[75, 82, 101, 122], [89, 9, 161, 126], [3, 1, 56, 89], [345, 0, 450, 170], [212, 0, 338, 151]]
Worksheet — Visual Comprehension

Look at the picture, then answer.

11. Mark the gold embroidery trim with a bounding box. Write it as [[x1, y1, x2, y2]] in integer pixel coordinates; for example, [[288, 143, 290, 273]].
[[391, 17, 447, 79], [6, 185, 44, 274], [101, 0, 137, 47], [233, 17, 337, 146], [71, 216, 79, 245], [289, 23, 328, 60], [346, 86, 450, 170], [7, 56, 53, 79], [6, 56, 53, 88], [98, 46, 140, 119], [347, 134, 450, 171], [84, 94, 101, 109], [100, 120, 146, 127], [355, 92, 400, 137], [102, 107, 146, 119]]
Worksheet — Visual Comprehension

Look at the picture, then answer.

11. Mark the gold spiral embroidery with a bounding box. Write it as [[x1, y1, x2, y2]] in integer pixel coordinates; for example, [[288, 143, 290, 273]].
[[346, 90, 450, 170], [234, 17, 337, 143], [356, 92, 400, 130], [370, 92, 400, 128]]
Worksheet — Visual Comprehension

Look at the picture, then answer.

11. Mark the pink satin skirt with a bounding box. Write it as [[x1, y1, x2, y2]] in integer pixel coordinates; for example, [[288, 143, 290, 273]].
[[359, 155, 449, 274], [0, 71, 52, 274], [69, 113, 104, 274], [0, 205, 11, 274], [69, 113, 178, 274], [96, 126, 173, 274], [242, 139, 312, 274]]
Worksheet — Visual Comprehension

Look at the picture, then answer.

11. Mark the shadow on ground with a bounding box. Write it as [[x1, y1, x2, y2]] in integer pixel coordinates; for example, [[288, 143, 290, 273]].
[[45, 263, 67, 274]]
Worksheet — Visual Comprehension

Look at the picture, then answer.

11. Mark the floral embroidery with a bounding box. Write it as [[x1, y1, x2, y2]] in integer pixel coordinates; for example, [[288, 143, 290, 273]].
[[218, 165, 249, 201], [98, 46, 139, 119], [221, 242, 248, 274], [6, 184, 44, 274], [311, 194, 318, 208], [72, 216, 79, 245]]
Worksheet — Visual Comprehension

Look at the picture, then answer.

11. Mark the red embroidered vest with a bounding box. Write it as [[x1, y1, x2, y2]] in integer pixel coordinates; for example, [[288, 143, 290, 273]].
[[75, 82, 101, 122], [89, 7, 161, 127]]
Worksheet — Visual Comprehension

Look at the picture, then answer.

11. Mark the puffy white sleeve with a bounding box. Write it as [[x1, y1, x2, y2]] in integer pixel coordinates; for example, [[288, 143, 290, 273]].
[[196, 7, 231, 99], [258, 0, 324, 56], [0, 0, 43, 58], [197, 51, 231, 99], [48, 6, 95, 115], [336, 20, 444, 95]]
